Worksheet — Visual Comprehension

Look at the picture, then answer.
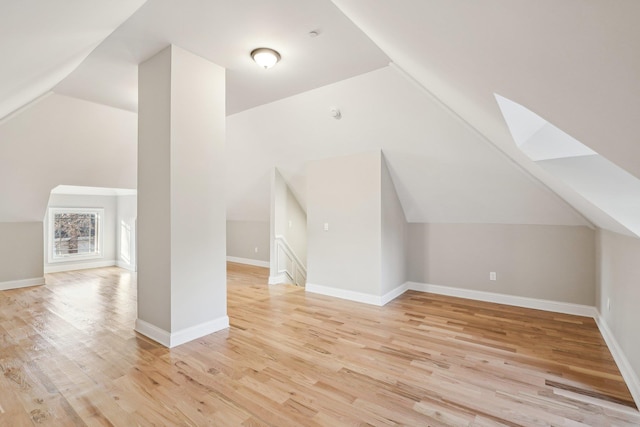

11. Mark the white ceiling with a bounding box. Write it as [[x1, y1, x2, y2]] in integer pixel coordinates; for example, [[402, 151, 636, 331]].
[[496, 94, 640, 236], [331, 0, 640, 180], [539, 155, 640, 237], [53, 0, 390, 115], [1, 0, 638, 236], [331, 0, 640, 234], [0, 0, 146, 120], [51, 185, 137, 197]]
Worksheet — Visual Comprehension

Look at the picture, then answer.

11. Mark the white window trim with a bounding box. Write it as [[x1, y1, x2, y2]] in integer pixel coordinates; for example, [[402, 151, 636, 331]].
[[48, 207, 104, 264]]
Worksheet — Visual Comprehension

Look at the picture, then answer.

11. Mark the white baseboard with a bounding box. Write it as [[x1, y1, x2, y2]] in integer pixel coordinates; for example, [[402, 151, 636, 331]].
[[381, 283, 409, 305], [170, 316, 230, 348], [403, 282, 638, 408], [306, 283, 385, 306], [304, 279, 638, 408], [269, 274, 286, 285], [135, 319, 171, 347], [595, 314, 640, 409], [304, 280, 597, 316], [226, 256, 269, 268], [116, 260, 136, 272], [45, 259, 117, 274], [0, 276, 45, 291], [135, 316, 230, 348], [405, 282, 598, 318]]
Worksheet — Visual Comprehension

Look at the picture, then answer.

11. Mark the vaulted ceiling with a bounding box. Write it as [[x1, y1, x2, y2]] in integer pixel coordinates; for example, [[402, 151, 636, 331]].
[[53, 0, 390, 115], [1, 0, 638, 236], [0, 0, 146, 120]]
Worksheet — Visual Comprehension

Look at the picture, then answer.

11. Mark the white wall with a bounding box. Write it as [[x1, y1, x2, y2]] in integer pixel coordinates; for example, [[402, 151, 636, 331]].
[[225, 66, 590, 228], [0, 222, 43, 288], [138, 45, 172, 332], [116, 194, 137, 271], [307, 151, 382, 296], [0, 93, 136, 223], [596, 229, 640, 392], [0, 92, 136, 285], [284, 185, 307, 266], [381, 154, 407, 294], [44, 193, 117, 273], [227, 220, 269, 263], [407, 223, 595, 305]]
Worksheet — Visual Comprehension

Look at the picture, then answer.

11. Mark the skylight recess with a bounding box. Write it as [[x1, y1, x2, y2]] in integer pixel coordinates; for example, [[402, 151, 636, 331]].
[[496, 95, 596, 161], [496, 94, 640, 237]]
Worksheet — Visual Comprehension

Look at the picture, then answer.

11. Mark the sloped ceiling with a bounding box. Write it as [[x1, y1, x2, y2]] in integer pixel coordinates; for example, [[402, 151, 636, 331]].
[[227, 66, 588, 226], [332, 0, 640, 179], [0, 0, 146, 120], [53, 0, 390, 115], [1, 0, 637, 235], [331, 0, 640, 234]]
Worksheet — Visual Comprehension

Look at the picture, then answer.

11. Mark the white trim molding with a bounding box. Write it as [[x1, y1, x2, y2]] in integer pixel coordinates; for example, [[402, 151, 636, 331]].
[[135, 316, 230, 348], [274, 235, 306, 286], [306, 283, 385, 306], [381, 283, 409, 306], [135, 319, 171, 347], [405, 282, 598, 318], [44, 259, 117, 274], [116, 260, 137, 272], [0, 277, 45, 291], [169, 316, 230, 348], [595, 314, 640, 409], [269, 274, 287, 285], [306, 283, 409, 306], [305, 280, 598, 317], [303, 279, 638, 408], [226, 256, 269, 268]]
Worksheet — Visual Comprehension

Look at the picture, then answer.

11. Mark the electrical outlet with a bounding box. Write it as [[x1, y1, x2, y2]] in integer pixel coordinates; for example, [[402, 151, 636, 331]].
[[288, 220, 292, 228], [254, 247, 258, 253], [489, 272, 497, 281], [323, 223, 329, 231], [607, 298, 611, 311]]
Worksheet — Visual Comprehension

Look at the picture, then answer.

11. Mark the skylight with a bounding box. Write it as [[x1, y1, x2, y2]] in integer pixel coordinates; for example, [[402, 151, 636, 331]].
[[496, 95, 597, 161], [496, 94, 640, 237]]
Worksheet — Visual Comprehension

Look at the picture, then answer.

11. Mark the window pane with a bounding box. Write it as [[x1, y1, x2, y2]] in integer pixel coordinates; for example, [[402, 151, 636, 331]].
[[53, 212, 98, 257], [120, 220, 131, 263]]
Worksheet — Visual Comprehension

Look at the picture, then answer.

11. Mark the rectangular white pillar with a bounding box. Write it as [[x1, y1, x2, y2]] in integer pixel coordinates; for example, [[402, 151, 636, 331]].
[[137, 45, 227, 347]]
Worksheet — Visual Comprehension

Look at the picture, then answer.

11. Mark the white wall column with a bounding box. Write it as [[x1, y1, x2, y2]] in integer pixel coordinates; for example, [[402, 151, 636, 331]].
[[306, 150, 407, 305], [137, 45, 227, 348]]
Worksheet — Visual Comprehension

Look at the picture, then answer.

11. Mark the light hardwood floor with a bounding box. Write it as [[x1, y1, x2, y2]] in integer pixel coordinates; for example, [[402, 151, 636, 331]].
[[0, 263, 638, 426]]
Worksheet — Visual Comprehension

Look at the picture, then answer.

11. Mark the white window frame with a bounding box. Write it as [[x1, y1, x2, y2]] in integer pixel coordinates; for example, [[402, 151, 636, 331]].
[[48, 207, 104, 263]]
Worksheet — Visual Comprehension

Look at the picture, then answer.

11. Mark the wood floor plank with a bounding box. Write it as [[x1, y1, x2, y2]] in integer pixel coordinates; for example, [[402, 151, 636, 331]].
[[0, 263, 638, 426]]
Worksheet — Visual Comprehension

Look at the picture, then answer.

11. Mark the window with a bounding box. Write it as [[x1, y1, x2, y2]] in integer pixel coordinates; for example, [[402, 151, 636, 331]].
[[49, 208, 104, 262], [120, 220, 131, 264]]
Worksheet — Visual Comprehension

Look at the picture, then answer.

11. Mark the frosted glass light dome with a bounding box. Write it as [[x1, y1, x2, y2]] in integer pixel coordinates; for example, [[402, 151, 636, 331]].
[[251, 48, 281, 69]]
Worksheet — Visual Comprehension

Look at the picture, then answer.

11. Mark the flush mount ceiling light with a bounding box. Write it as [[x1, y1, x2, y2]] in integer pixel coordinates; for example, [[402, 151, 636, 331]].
[[251, 47, 281, 69]]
